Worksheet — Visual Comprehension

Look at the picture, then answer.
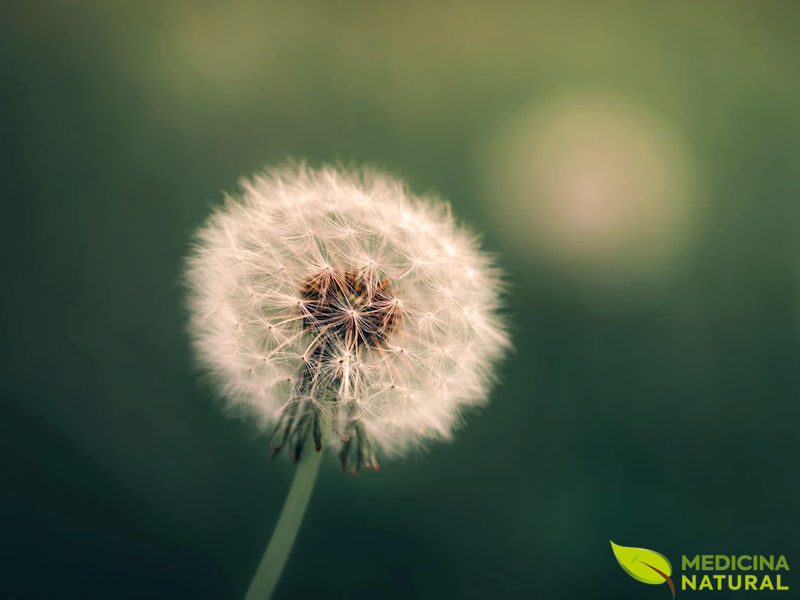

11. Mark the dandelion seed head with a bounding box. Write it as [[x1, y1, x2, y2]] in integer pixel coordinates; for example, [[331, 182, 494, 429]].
[[186, 164, 509, 471]]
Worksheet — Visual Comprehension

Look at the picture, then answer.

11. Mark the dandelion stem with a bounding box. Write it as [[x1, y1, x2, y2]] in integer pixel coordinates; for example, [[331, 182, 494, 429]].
[[244, 448, 323, 600]]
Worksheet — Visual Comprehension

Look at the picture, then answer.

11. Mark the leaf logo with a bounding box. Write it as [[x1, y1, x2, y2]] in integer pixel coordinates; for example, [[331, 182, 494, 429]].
[[610, 540, 675, 599]]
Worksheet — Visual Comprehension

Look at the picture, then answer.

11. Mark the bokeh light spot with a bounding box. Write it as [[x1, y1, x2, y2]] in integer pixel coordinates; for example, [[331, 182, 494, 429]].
[[483, 93, 697, 281]]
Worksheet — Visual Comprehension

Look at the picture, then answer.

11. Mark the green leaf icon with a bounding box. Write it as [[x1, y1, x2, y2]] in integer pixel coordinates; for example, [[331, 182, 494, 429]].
[[610, 540, 673, 585]]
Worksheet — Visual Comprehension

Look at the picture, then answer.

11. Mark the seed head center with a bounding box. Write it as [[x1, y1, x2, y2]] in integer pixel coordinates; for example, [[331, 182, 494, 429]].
[[300, 268, 400, 349]]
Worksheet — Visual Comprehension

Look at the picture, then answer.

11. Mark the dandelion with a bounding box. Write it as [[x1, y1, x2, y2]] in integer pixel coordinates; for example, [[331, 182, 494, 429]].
[[185, 163, 508, 598]]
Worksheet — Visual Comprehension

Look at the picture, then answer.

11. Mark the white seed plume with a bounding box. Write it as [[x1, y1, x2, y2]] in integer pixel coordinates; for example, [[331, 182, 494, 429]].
[[186, 164, 508, 472]]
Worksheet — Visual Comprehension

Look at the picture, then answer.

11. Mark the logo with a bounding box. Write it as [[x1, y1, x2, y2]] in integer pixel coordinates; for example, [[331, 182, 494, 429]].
[[611, 541, 790, 596], [611, 541, 675, 598]]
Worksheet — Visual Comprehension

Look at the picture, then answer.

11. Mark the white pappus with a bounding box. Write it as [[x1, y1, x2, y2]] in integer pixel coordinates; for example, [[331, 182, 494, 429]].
[[185, 164, 509, 472]]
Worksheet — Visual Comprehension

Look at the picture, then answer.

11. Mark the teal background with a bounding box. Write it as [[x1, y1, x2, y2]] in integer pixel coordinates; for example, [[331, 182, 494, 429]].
[[2, 1, 799, 598]]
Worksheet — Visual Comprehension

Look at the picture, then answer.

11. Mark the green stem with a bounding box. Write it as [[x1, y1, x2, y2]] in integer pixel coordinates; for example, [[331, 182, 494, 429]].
[[244, 449, 323, 600]]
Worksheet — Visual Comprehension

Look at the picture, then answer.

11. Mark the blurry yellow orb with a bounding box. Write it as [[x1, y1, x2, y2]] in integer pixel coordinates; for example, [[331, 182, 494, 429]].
[[483, 93, 696, 280]]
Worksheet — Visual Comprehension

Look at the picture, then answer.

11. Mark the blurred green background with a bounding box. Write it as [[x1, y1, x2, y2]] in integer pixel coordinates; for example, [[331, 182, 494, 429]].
[[2, 1, 800, 598]]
